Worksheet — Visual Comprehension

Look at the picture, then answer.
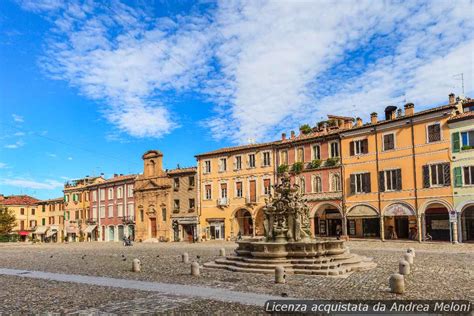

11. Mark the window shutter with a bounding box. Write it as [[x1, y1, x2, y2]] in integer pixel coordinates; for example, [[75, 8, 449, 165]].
[[396, 169, 402, 190], [362, 139, 369, 154], [443, 163, 451, 186], [378, 171, 385, 192], [364, 173, 371, 193], [422, 165, 430, 188], [349, 141, 354, 156], [350, 175, 356, 194], [452, 132, 460, 153], [454, 167, 463, 187]]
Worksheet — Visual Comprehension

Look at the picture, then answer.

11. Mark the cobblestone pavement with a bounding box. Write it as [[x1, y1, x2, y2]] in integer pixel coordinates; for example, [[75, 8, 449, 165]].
[[0, 240, 472, 314]]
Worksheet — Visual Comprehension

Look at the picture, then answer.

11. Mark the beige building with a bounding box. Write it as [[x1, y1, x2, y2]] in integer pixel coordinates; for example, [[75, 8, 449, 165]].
[[36, 197, 65, 242], [134, 150, 173, 242], [0, 195, 40, 241], [196, 141, 278, 241]]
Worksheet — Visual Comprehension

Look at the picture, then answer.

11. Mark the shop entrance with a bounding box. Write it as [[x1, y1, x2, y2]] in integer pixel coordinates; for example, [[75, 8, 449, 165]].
[[425, 207, 450, 241], [314, 208, 342, 237], [461, 206, 474, 242]]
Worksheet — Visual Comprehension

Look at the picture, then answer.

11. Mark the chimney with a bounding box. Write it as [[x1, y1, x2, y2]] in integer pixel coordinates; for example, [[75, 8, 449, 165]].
[[449, 93, 455, 104], [356, 117, 363, 127], [404, 103, 414, 116], [322, 123, 328, 133], [385, 106, 397, 120], [290, 131, 295, 139], [281, 133, 286, 140], [113, 173, 118, 177], [397, 109, 403, 118], [370, 112, 378, 124], [344, 119, 353, 129]]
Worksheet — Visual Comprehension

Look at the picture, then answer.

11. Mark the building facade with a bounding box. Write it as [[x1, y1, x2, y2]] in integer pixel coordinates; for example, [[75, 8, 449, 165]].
[[0, 195, 40, 241], [88, 174, 136, 242], [340, 97, 457, 242], [63, 176, 104, 242], [449, 98, 474, 243], [134, 150, 173, 242], [169, 167, 198, 242], [36, 198, 65, 242], [196, 142, 278, 241]]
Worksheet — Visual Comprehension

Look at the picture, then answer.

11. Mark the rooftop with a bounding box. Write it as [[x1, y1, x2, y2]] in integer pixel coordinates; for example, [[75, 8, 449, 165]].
[[0, 195, 40, 206], [195, 140, 281, 158], [448, 111, 474, 123], [167, 167, 197, 175]]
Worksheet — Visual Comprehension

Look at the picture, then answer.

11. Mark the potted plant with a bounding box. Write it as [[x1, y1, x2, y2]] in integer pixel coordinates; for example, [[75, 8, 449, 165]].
[[277, 164, 289, 174], [291, 162, 304, 174], [299, 124, 312, 135], [308, 159, 322, 169], [325, 157, 340, 167]]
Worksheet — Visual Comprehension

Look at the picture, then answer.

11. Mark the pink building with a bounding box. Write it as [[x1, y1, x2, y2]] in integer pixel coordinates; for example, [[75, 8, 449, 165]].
[[88, 174, 137, 242]]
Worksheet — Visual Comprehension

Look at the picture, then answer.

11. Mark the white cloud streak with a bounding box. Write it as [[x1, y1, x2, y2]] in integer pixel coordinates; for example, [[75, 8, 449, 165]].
[[12, 114, 24, 123], [4, 140, 25, 149]]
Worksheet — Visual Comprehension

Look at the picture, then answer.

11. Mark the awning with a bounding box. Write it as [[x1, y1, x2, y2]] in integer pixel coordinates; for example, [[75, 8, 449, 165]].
[[347, 205, 379, 218], [384, 204, 415, 216], [66, 226, 78, 234], [46, 229, 57, 237], [19, 231, 29, 236], [172, 217, 198, 224], [83, 225, 97, 234], [34, 226, 48, 235]]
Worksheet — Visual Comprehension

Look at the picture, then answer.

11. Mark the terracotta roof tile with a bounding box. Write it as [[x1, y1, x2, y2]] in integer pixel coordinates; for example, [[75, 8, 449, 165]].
[[195, 140, 281, 157], [167, 167, 197, 175], [1, 195, 40, 206], [448, 111, 474, 123]]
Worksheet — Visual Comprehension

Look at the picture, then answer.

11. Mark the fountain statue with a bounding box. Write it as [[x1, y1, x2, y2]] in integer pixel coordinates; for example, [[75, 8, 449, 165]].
[[205, 173, 376, 276]]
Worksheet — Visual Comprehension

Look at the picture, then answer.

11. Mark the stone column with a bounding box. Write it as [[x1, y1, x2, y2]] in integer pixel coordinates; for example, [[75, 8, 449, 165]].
[[341, 215, 348, 236], [252, 216, 256, 237], [309, 217, 315, 238], [417, 215, 423, 242], [452, 217, 459, 243], [380, 216, 385, 241]]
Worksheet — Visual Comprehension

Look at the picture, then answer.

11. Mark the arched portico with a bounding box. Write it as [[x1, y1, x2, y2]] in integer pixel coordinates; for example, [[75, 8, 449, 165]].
[[253, 207, 265, 237], [420, 200, 453, 242], [232, 208, 253, 238], [460, 203, 474, 243], [311, 202, 343, 237], [346, 204, 380, 239], [382, 202, 417, 241]]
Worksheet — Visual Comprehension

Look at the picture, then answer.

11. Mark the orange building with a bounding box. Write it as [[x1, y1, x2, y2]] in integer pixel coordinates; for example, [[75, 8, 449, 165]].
[[340, 96, 458, 242]]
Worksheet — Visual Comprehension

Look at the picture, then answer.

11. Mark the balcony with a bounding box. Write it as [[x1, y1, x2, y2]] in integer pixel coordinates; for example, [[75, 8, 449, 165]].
[[217, 198, 229, 207], [121, 216, 135, 225]]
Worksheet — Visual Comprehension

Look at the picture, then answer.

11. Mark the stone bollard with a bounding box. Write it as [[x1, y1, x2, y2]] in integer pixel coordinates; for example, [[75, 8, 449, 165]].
[[182, 252, 189, 263], [132, 259, 141, 272], [275, 266, 286, 284], [389, 273, 405, 294], [403, 253, 414, 265], [219, 248, 226, 257], [407, 248, 415, 258], [191, 261, 200, 276], [399, 260, 410, 275]]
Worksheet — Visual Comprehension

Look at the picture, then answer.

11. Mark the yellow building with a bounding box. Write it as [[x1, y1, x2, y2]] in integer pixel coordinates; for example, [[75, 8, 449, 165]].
[[340, 96, 457, 242], [63, 176, 104, 242], [36, 198, 65, 242], [196, 141, 278, 241], [0, 195, 40, 241]]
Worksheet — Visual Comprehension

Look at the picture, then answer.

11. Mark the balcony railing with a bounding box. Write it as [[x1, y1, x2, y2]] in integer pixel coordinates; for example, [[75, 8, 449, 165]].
[[217, 198, 228, 207]]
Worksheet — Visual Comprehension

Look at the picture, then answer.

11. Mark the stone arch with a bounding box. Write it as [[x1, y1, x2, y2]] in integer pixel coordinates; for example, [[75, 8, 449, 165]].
[[457, 200, 474, 213], [382, 202, 416, 217], [420, 199, 453, 242], [460, 202, 474, 242], [418, 199, 453, 215], [310, 202, 342, 219], [253, 207, 265, 236], [232, 208, 253, 237], [347, 203, 379, 217]]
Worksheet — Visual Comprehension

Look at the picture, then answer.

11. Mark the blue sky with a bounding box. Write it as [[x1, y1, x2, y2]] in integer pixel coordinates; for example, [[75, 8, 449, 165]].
[[0, 0, 473, 200]]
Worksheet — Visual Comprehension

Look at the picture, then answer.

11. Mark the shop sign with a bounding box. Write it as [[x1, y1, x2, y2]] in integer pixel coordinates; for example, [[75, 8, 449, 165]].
[[449, 211, 457, 223]]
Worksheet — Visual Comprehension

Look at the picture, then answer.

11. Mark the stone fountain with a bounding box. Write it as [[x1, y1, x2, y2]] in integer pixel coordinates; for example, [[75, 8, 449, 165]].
[[204, 173, 376, 276]]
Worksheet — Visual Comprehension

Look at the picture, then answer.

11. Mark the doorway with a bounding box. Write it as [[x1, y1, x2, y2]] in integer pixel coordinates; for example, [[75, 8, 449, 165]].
[[150, 218, 157, 238], [461, 206, 474, 242], [395, 217, 409, 239]]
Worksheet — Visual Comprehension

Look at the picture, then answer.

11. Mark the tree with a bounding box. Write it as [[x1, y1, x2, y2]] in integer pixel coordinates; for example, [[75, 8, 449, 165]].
[[0, 206, 16, 236]]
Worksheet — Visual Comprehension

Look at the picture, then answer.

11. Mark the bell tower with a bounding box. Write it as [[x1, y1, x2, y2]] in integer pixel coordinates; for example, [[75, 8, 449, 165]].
[[142, 150, 164, 177]]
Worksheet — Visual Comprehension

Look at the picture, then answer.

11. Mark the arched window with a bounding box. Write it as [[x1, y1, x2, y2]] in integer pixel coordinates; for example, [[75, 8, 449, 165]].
[[148, 160, 156, 175], [313, 175, 322, 193], [300, 177, 306, 194], [331, 174, 341, 192]]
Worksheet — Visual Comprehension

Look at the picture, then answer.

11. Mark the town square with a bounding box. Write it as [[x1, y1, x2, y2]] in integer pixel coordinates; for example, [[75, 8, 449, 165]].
[[0, 0, 473, 314]]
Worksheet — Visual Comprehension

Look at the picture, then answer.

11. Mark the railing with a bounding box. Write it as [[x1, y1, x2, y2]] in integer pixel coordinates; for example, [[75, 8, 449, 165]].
[[217, 198, 228, 206]]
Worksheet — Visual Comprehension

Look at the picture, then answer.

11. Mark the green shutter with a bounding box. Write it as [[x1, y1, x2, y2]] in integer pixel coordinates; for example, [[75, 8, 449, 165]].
[[454, 167, 463, 187], [452, 132, 460, 153]]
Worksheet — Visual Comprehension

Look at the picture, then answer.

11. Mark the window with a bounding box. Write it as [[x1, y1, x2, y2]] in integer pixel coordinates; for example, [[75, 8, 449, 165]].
[[280, 150, 288, 165], [422, 163, 450, 187], [108, 188, 114, 200], [313, 145, 321, 160], [72, 193, 78, 202], [75, 210, 79, 220], [100, 189, 105, 201], [92, 207, 97, 219], [463, 166, 474, 185], [220, 183, 228, 198], [464, 104, 474, 112], [84, 192, 88, 202], [461, 131, 474, 148], [296, 148, 304, 162], [117, 204, 123, 217], [205, 185, 212, 200], [248, 154, 256, 168], [31, 208, 35, 215], [20, 208, 24, 215], [42, 205, 45, 212], [427, 123, 441, 143], [264, 179, 271, 195], [117, 187, 123, 199], [331, 174, 341, 192], [299, 177, 306, 194], [140, 209, 144, 222], [189, 176, 195, 187], [92, 190, 97, 202], [127, 185, 133, 197], [127, 204, 134, 219], [189, 198, 195, 209], [350, 173, 371, 194], [42, 218, 46, 226], [235, 156, 242, 170], [204, 160, 211, 173], [161, 208, 167, 222], [350, 139, 368, 156], [100, 206, 105, 218], [219, 158, 227, 172], [379, 169, 402, 192], [236, 181, 243, 198], [330, 142, 339, 158], [173, 177, 180, 190], [174, 199, 180, 210], [64, 195, 69, 203], [313, 176, 322, 193], [383, 133, 395, 151], [262, 152, 271, 166], [108, 205, 113, 218]]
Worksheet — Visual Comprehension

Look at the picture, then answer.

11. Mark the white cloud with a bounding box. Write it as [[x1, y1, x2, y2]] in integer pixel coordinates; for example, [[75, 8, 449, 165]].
[[67, 157, 73, 160], [47, 153, 57, 158], [1, 178, 63, 190], [12, 114, 24, 123], [0, 162, 7, 169], [4, 140, 24, 149], [14, 132, 25, 136]]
